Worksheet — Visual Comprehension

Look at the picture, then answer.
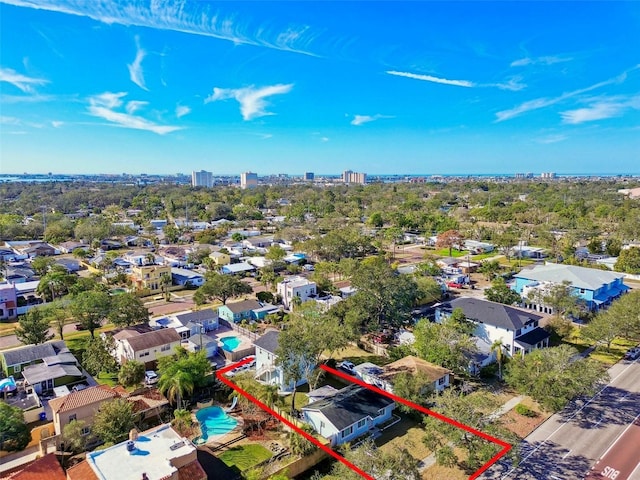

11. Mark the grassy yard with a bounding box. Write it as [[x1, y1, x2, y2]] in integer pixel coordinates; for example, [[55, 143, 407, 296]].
[[377, 413, 432, 462], [433, 248, 466, 258], [219, 443, 272, 471], [328, 344, 390, 367], [561, 326, 637, 365]]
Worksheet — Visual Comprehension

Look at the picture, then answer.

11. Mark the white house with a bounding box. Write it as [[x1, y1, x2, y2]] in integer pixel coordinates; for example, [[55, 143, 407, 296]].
[[354, 356, 453, 394], [277, 276, 317, 309], [435, 297, 549, 358], [302, 384, 395, 446], [253, 330, 310, 392], [109, 326, 181, 366]]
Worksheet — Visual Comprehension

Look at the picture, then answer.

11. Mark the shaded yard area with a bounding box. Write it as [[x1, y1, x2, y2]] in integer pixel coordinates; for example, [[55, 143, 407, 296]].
[[376, 412, 432, 462]]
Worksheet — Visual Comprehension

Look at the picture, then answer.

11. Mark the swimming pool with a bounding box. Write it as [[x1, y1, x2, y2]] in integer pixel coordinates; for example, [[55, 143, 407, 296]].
[[195, 406, 238, 442], [220, 336, 241, 352]]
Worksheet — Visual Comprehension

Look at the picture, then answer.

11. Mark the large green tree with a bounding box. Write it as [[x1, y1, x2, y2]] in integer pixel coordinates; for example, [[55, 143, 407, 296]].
[[36, 265, 76, 301], [582, 291, 640, 348], [422, 389, 518, 472], [505, 345, 608, 412], [70, 290, 111, 338], [348, 257, 419, 331], [83, 336, 118, 376], [195, 273, 253, 305], [108, 293, 149, 327], [412, 314, 476, 374], [615, 247, 640, 273], [485, 277, 522, 305], [92, 398, 135, 445], [63, 420, 92, 453], [15, 308, 54, 345], [0, 403, 30, 451]]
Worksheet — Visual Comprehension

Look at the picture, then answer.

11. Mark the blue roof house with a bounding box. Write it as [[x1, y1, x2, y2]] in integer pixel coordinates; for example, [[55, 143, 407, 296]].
[[514, 263, 629, 313]]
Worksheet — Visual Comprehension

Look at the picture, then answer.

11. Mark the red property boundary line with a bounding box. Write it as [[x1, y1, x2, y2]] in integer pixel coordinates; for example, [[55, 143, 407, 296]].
[[216, 358, 511, 480]]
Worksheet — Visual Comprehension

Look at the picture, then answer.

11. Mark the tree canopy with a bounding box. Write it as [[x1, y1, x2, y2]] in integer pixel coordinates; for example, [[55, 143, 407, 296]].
[[0, 403, 30, 451], [92, 398, 136, 445], [505, 345, 608, 412], [195, 273, 253, 305], [15, 308, 54, 345]]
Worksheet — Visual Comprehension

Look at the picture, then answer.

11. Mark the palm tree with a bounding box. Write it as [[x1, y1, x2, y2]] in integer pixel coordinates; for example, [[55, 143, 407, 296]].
[[287, 423, 317, 457], [172, 409, 193, 436], [262, 384, 280, 409], [491, 339, 505, 380], [158, 370, 194, 409], [160, 273, 172, 301]]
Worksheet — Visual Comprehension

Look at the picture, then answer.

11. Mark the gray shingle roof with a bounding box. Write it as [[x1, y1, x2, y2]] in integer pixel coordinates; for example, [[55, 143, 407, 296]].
[[515, 328, 550, 346], [125, 328, 181, 351], [303, 384, 394, 431], [175, 309, 217, 326], [441, 297, 542, 331], [224, 299, 262, 314], [1, 341, 66, 367], [253, 330, 280, 354], [515, 263, 624, 291]]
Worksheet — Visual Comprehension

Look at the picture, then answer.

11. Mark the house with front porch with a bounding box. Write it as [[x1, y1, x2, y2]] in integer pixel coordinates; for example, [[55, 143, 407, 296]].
[[436, 297, 549, 359], [514, 263, 629, 312], [302, 384, 396, 446], [253, 330, 310, 392]]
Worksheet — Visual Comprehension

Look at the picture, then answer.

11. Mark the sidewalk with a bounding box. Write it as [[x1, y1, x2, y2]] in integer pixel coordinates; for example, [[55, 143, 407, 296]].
[[417, 394, 525, 472]]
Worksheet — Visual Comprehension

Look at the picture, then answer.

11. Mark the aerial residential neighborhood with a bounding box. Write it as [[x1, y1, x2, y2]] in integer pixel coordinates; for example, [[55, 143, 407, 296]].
[[1, 1, 640, 478], [1, 175, 639, 480]]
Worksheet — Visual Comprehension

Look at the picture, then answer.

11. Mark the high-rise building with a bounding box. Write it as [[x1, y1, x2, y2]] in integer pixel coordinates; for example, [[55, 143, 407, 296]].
[[304, 172, 314, 181], [342, 170, 367, 185], [241, 171, 259, 189], [191, 170, 213, 187]]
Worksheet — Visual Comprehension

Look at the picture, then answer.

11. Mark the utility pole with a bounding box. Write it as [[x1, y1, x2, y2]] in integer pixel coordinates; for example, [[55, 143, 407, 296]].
[[41, 205, 47, 239]]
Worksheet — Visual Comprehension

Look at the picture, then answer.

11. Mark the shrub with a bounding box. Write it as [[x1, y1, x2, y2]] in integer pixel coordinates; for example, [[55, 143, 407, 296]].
[[514, 403, 537, 417]]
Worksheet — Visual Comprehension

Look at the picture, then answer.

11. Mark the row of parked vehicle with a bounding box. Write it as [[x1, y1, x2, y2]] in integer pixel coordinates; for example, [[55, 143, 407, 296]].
[[225, 356, 256, 377], [624, 346, 640, 360]]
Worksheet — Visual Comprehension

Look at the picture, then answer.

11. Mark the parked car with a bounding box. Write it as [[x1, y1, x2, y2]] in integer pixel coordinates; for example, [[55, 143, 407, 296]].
[[624, 347, 640, 360], [446, 281, 464, 289], [338, 361, 356, 375], [145, 370, 159, 385], [372, 333, 392, 344]]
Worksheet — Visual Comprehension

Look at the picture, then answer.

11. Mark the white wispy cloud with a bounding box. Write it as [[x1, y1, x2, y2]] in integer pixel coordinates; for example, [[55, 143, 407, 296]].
[[491, 76, 527, 92], [205, 84, 293, 121], [87, 91, 182, 135], [560, 95, 640, 124], [127, 36, 147, 91], [320, 136, 329, 142], [0, 115, 43, 128], [387, 70, 475, 88], [351, 114, 394, 126], [0, 67, 48, 93], [51, 121, 64, 128], [125, 100, 148, 115], [495, 70, 631, 122], [511, 55, 572, 67], [1, 0, 320, 56], [175, 105, 191, 118], [536, 134, 568, 144]]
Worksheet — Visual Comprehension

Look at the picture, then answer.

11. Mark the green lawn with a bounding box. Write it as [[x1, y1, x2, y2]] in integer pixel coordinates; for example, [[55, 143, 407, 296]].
[[562, 327, 638, 365], [219, 444, 272, 471], [433, 248, 466, 258]]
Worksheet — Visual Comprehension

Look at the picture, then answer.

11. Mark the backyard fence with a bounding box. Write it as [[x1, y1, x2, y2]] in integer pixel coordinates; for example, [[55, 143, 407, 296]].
[[219, 318, 260, 341]]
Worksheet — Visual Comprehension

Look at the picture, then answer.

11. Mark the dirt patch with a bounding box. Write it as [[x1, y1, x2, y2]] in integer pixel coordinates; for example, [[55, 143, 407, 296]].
[[499, 408, 551, 439]]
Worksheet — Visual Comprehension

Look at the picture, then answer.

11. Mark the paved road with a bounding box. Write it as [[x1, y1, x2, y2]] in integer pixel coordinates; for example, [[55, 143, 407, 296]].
[[584, 414, 640, 480], [481, 358, 640, 480]]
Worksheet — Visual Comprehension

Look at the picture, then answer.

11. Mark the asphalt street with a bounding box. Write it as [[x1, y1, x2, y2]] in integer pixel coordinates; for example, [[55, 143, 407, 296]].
[[481, 357, 640, 480]]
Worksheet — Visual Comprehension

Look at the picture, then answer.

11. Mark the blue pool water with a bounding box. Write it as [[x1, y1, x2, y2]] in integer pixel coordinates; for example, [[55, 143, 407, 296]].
[[220, 336, 241, 352], [195, 406, 238, 442]]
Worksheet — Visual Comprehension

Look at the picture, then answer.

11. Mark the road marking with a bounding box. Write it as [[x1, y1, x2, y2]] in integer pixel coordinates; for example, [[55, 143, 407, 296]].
[[500, 360, 639, 479], [598, 413, 640, 461], [562, 449, 572, 459], [594, 417, 604, 427], [628, 461, 640, 479]]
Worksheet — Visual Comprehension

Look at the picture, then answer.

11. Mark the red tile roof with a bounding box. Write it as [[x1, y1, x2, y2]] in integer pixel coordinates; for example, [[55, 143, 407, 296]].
[[177, 460, 207, 480], [48, 385, 119, 414], [7, 454, 66, 480], [65, 459, 99, 480]]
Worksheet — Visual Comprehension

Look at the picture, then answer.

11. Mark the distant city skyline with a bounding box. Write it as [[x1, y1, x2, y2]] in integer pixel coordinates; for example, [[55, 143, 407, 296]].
[[1, 1, 639, 175]]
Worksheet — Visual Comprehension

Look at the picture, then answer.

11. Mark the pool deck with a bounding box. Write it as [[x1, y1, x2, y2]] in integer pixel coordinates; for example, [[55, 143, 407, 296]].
[[209, 325, 255, 360], [193, 407, 245, 448]]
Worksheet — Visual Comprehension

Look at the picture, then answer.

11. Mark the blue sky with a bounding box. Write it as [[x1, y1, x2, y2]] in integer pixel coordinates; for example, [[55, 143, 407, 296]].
[[1, 1, 639, 176]]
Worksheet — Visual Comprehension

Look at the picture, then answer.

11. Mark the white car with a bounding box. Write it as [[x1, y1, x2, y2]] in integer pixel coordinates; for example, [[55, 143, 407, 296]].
[[145, 370, 158, 385]]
